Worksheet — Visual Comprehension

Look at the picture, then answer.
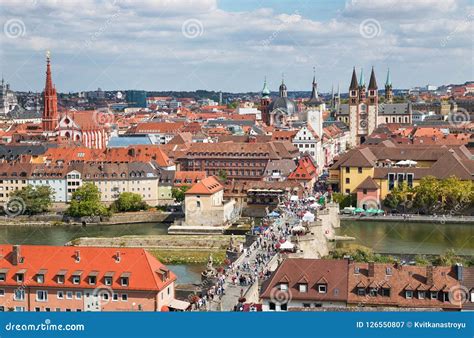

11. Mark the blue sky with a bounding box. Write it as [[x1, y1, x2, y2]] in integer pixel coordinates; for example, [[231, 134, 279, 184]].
[[0, 0, 472, 93]]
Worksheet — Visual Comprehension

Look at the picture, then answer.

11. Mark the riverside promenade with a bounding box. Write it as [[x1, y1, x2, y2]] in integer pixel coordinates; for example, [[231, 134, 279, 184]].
[[340, 214, 474, 224]]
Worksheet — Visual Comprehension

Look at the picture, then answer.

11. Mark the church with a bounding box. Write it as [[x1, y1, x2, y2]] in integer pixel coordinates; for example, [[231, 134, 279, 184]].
[[335, 67, 412, 147], [41, 52, 109, 149]]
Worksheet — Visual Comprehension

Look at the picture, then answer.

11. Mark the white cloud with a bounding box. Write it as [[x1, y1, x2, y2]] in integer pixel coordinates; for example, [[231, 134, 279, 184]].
[[0, 0, 472, 92]]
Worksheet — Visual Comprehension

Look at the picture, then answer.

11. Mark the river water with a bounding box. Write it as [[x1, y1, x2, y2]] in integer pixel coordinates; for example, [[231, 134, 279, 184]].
[[0, 223, 203, 284], [336, 220, 474, 256], [0, 220, 471, 284]]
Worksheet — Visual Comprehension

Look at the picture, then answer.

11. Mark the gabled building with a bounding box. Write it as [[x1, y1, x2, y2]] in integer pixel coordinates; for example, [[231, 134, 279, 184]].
[[348, 262, 463, 310], [260, 258, 349, 311], [184, 176, 235, 227], [0, 244, 182, 312], [288, 154, 318, 192]]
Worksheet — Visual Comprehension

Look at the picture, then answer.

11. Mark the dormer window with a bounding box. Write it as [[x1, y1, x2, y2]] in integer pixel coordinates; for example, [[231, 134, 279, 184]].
[[386, 267, 392, 276], [317, 284, 327, 294], [72, 270, 83, 284], [37, 275, 44, 284], [0, 269, 8, 282], [88, 271, 99, 285], [299, 283, 308, 293], [279, 283, 288, 291], [369, 288, 378, 297], [418, 291, 425, 299], [357, 287, 366, 296], [382, 288, 391, 297], [120, 272, 131, 287], [430, 291, 438, 300], [354, 267, 360, 274], [405, 290, 413, 299], [16, 270, 26, 283]]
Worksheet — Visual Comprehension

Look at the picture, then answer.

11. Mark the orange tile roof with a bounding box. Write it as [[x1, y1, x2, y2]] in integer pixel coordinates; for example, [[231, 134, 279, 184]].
[[186, 176, 223, 195], [288, 155, 317, 181], [0, 245, 176, 292], [174, 171, 207, 187]]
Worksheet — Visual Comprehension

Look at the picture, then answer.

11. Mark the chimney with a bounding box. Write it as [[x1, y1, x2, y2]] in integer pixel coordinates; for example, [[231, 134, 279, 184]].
[[115, 251, 121, 263], [74, 250, 80, 263], [426, 265, 434, 285], [368, 262, 375, 277], [12, 245, 21, 265], [455, 263, 463, 281]]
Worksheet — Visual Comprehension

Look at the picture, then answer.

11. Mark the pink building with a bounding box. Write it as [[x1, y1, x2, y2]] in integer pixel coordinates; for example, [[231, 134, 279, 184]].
[[0, 245, 188, 312]]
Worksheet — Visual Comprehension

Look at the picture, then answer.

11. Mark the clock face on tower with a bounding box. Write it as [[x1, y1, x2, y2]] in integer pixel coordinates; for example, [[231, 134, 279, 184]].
[[359, 119, 368, 129]]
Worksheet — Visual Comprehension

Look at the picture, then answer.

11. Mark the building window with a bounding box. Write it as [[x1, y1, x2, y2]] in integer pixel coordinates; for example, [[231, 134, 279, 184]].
[[303, 303, 311, 308], [363, 189, 367, 195], [37, 274, 44, 284], [382, 288, 390, 297], [430, 291, 438, 300], [386, 267, 392, 276], [299, 284, 308, 293], [104, 277, 112, 286], [88, 276, 96, 285], [318, 284, 327, 294], [279, 283, 288, 291], [418, 291, 425, 299], [0, 273, 5, 282], [358, 167, 362, 174], [405, 290, 413, 299], [113, 293, 118, 301], [121, 294, 128, 301], [75, 292, 82, 300], [369, 288, 377, 297], [269, 302, 276, 311], [16, 273, 24, 283], [345, 167, 350, 173], [72, 276, 80, 284], [345, 178, 350, 184], [57, 275, 65, 284], [357, 288, 366, 296], [57, 291, 64, 299], [66, 291, 73, 299], [280, 303, 288, 311], [14, 289, 24, 300], [36, 290, 48, 302], [120, 277, 129, 287], [0, 289, 4, 297], [345, 189, 350, 194]]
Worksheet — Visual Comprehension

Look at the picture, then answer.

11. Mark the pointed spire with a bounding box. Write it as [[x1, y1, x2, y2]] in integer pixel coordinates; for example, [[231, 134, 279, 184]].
[[45, 50, 53, 94], [358, 68, 365, 87], [331, 84, 334, 98], [349, 67, 358, 90], [368, 66, 378, 90], [279, 73, 287, 98], [337, 83, 340, 97], [262, 76, 270, 97], [385, 68, 391, 87], [309, 67, 319, 102]]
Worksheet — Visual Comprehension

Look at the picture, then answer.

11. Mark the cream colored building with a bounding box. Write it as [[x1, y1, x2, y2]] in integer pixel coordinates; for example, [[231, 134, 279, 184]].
[[184, 176, 236, 227], [77, 162, 160, 206]]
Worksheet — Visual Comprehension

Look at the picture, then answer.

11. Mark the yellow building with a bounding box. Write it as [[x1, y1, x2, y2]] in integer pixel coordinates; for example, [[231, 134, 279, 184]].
[[329, 141, 474, 204]]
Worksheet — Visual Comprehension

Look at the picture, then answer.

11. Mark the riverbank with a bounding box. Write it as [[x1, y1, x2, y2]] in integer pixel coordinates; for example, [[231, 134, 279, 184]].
[[0, 210, 182, 227], [68, 234, 243, 265], [340, 214, 474, 224]]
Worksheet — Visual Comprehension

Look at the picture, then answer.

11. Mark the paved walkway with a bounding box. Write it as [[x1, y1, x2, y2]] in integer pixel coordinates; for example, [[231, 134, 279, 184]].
[[209, 213, 298, 311]]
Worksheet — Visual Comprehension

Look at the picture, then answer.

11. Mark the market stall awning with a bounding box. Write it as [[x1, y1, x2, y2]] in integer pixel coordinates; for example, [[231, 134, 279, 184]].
[[168, 299, 190, 311]]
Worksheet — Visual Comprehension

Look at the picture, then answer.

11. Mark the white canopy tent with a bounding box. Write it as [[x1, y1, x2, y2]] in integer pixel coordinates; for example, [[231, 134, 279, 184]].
[[279, 241, 295, 250], [302, 211, 315, 222]]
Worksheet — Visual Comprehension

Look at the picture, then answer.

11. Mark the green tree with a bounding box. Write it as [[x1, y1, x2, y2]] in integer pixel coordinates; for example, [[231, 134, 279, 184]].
[[413, 176, 441, 214], [111, 192, 148, 212], [66, 183, 109, 217], [433, 249, 464, 266], [10, 185, 53, 215], [217, 169, 228, 181], [171, 186, 189, 203], [383, 183, 413, 212]]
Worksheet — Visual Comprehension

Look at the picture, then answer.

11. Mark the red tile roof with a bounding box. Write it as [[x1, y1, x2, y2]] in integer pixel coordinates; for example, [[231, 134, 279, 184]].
[[186, 176, 223, 195], [0, 245, 175, 292]]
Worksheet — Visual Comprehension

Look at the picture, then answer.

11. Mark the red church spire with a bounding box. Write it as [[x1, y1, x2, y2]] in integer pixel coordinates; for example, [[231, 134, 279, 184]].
[[42, 51, 58, 133]]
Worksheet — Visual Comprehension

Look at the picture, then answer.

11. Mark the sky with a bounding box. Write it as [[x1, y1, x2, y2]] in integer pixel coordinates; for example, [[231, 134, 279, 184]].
[[0, 0, 473, 93]]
